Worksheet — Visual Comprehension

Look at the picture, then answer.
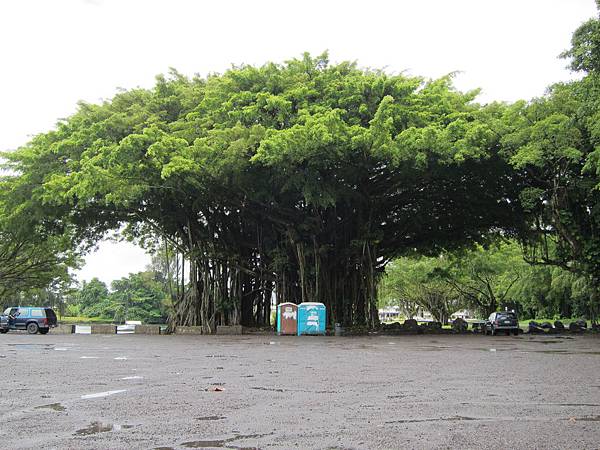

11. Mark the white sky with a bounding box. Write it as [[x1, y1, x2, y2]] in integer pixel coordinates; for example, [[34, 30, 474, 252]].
[[0, 0, 597, 285]]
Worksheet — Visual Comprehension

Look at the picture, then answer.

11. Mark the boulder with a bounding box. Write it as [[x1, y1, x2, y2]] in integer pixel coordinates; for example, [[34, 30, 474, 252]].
[[575, 319, 588, 329], [471, 322, 484, 333], [402, 319, 419, 332], [175, 326, 204, 335], [216, 325, 243, 335], [554, 320, 565, 330], [135, 325, 161, 335], [382, 321, 402, 330], [90, 324, 117, 334], [540, 322, 553, 329], [569, 321, 584, 333], [452, 318, 468, 333], [51, 324, 74, 334], [528, 321, 545, 334]]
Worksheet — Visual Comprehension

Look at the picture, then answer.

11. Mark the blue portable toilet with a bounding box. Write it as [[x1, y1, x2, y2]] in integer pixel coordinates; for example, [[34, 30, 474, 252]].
[[297, 302, 326, 336]]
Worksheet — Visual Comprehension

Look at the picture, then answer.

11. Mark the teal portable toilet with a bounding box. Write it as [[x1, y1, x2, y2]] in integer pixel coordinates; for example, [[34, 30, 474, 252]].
[[297, 302, 326, 336]]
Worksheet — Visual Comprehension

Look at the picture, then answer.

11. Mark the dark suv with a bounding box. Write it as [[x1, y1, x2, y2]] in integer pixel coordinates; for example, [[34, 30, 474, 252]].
[[0, 307, 58, 335], [484, 311, 520, 336]]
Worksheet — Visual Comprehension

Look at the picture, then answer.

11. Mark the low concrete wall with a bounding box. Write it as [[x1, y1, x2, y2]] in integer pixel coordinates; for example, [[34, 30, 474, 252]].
[[135, 325, 161, 335], [175, 326, 204, 335], [91, 324, 117, 334], [216, 325, 243, 335], [52, 324, 74, 334]]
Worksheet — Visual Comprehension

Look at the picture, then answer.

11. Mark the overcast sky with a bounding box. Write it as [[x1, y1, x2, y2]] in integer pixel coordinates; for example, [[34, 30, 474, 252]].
[[0, 0, 597, 285]]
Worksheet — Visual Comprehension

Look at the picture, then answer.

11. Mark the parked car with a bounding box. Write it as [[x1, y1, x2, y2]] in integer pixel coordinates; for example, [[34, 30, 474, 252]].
[[0, 306, 58, 335], [483, 311, 520, 336]]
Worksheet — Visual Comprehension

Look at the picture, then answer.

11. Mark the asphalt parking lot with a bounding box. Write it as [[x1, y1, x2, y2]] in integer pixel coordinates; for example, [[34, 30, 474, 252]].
[[1, 333, 599, 449]]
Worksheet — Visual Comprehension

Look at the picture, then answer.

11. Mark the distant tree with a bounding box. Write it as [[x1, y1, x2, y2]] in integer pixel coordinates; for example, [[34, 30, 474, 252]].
[[109, 272, 168, 323], [380, 255, 463, 324], [76, 278, 109, 315], [439, 243, 528, 317]]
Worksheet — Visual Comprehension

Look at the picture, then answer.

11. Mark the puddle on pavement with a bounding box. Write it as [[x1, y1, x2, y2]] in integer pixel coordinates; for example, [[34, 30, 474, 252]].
[[35, 403, 66, 412], [81, 389, 127, 399], [571, 415, 600, 422], [6, 343, 54, 350], [385, 415, 478, 424], [518, 350, 600, 356], [195, 415, 226, 421], [182, 440, 227, 448], [250, 386, 285, 393], [74, 421, 134, 436], [181, 433, 270, 448]]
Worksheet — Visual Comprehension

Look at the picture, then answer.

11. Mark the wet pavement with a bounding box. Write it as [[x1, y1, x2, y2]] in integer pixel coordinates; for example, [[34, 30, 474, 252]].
[[0, 333, 599, 449]]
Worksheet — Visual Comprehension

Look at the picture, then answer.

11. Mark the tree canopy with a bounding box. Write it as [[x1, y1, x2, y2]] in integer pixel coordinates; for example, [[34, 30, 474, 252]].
[[1, 53, 523, 330]]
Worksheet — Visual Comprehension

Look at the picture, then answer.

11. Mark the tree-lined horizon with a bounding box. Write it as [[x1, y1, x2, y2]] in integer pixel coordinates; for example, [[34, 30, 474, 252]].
[[3, 5, 600, 329]]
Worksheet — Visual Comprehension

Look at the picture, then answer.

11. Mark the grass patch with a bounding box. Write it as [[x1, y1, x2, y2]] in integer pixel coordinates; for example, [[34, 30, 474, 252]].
[[58, 316, 114, 324]]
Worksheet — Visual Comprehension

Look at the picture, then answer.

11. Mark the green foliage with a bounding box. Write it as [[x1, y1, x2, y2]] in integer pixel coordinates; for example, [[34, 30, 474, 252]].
[[560, 13, 600, 73], [379, 254, 462, 323], [2, 53, 521, 329], [69, 272, 168, 323]]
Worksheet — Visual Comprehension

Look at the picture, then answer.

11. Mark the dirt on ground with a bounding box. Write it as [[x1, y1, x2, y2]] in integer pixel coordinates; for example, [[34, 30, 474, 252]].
[[0, 332, 599, 449]]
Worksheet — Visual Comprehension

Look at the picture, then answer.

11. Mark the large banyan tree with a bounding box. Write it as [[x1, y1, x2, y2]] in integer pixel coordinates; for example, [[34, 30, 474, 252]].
[[2, 54, 524, 331]]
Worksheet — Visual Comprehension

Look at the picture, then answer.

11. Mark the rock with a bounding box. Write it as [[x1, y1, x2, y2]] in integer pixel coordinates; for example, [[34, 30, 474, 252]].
[[554, 320, 565, 330], [216, 325, 243, 335], [452, 318, 468, 333], [540, 322, 553, 329], [402, 319, 419, 332], [569, 322, 584, 333], [90, 324, 117, 334], [575, 319, 587, 329], [471, 322, 484, 333], [426, 321, 442, 330], [528, 321, 545, 334], [176, 326, 204, 335], [135, 325, 161, 335]]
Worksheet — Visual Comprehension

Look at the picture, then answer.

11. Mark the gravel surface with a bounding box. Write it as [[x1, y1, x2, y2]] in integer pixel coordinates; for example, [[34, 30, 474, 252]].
[[1, 333, 599, 449]]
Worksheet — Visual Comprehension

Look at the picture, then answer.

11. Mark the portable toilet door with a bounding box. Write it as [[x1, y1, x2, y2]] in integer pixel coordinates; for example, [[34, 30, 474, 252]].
[[297, 302, 326, 336], [277, 303, 298, 335]]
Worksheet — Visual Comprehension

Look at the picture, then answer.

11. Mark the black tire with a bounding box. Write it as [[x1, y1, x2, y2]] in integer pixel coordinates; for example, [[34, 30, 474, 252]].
[[39, 328, 49, 335], [513, 329, 519, 336], [0, 329, 8, 334], [505, 330, 510, 336], [26, 322, 39, 335]]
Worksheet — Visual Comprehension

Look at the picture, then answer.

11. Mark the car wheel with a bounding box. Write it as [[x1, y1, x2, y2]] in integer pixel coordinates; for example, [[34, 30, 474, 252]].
[[0, 329, 8, 334], [513, 329, 519, 336], [27, 323, 39, 335], [39, 328, 49, 335]]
